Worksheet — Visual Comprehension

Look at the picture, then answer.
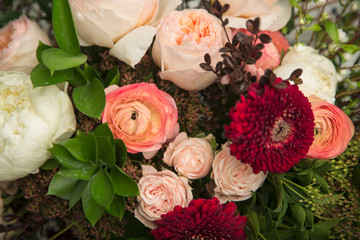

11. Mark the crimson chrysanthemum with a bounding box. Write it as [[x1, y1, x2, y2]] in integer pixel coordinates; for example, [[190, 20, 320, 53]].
[[224, 80, 315, 173], [151, 197, 247, 240]]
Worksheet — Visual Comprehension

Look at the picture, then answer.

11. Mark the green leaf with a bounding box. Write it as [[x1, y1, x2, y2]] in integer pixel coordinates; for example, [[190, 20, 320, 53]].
[[340, 44, 360, 54], [83, 63, 101, 84], [275, 199, 288, 228], [36, 41, 52, 64], [94, 123, 114, 146], [304, 208, 314, 231], [304, 23, 322, 32], [289, 0, 300, 9], [290, 204, 306, 230], [324, 21, 339, 43], [61, 137, 88, 162], [57, 167, 97, 180], [248, 211, 260, 238], [49, 144, 91, 169], [69, 180, 88, 210], [31, 64, 73, 87], [82, 182, 105, 227], [40, 158, 59, 170], [97, 136, 116, 167], [307, 220, 340, 240], [41, 48, 87, 75], [104, 67, 120, 87], [90, 169, 114, 208], [110, 165, 139, 197], [106, 195, 126, 219], [72, 77, 106, 118], [115, 139, 127, 168], [52, 0, 81, 55], [47, 173, 78, 196], [81, 133, 98, 163]]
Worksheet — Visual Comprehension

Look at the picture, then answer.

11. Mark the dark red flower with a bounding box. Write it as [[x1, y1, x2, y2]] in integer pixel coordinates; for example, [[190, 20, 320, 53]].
[[224, 80, 315, 173], [151, 197, 247, 240]]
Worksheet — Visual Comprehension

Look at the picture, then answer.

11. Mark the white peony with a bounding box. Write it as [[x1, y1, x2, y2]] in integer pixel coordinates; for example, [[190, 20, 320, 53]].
[[0, 71, 76, 181], [274, 45, 340, 104]]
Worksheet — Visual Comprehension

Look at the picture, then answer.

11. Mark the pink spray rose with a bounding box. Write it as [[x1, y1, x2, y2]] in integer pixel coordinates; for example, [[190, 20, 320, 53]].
[[306, 96, 355, 159], [102, 83, 179, 158], [217, 0, 291, 31], [233, 28, 289, 79], [152, 9, 226, 91], [163, 132, 214, 179], [211, 144, 267, 203], [135, 165, 193, 229], [0, 16, 51, 74]]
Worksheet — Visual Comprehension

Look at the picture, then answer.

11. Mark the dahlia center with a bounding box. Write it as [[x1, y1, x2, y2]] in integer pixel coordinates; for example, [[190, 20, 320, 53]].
[[270, 116, 293, 143]]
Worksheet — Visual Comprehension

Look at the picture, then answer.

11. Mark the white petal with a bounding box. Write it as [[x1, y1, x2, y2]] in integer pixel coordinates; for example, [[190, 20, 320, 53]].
[[110, 25, 157, 68], [151, 0, 182, 25]]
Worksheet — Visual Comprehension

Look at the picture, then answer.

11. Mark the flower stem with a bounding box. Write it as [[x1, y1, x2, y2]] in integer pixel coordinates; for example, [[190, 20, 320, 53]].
[[50, 222, 76, 240]]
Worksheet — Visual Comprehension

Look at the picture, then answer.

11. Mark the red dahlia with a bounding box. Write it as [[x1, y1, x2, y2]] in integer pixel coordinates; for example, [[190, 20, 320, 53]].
[[151, 197, 247, 240], [224, 80, 315, 174]]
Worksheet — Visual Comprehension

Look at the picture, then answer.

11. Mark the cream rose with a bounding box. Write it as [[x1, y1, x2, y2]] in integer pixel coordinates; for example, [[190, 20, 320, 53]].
[[0, 16, 51, 74], [217, 0, 291, 31], [0, 71, 76, 181], [211, 144, 267, 203], [274, 45, 340, 104], [135, 165, 193, 229], [68, 0, 181, 67], [152, 9, 226, 91], [163, 132, 214, 179]]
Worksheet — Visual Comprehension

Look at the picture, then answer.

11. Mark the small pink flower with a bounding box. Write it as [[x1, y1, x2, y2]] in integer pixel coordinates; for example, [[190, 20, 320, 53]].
[[306, 95, 355, 159], [233, 28, 289, 78], [211, 144, 267, 203], [163, 132, 214, 179], [102, 83, 179, 158], [135, 165, 193, 229], [0, 16, 51, 74]]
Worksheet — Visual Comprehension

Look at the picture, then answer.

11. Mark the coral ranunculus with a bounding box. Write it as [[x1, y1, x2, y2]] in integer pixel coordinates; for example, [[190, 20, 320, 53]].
[[151, 197, 247, 240], [0, 16, 51, 74], [135, 165, 193, 229], [152, 9, 226, 91], [306, 96, 355, 159], [225, 80, 315, 173], [102, 83, 179, 159]]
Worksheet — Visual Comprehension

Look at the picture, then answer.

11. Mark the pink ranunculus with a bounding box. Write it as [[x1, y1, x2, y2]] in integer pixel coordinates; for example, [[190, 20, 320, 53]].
[[306, 95, 355, 159], [163, 132, 214, 179], [217, 0, 291, 31], [152, 9, 226, 91], [233, 28, 289, 78], [102, 83, 179, 159], [0, 16, 51, 74], [135, 165, 193, 229], [68, 0, 181, 67], [211, 144, 267, 203]]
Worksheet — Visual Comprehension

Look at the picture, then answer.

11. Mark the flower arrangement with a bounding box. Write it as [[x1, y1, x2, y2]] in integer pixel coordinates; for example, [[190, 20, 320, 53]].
[[0, 0, 359, 239]]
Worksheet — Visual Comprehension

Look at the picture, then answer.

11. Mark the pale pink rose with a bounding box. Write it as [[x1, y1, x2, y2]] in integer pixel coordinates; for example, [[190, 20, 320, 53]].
[[233, 28, 289, 77], [102, 83, 179, 159], [68, 0, 181, 67], [211, 144, 267, 203], [217, 0, 291, 31], [306, 96, 355, 159], [163, 132, 214, 179], [135, 165, 193, 229], [0, 16, 51, 74], [152, 9, 226, 91]]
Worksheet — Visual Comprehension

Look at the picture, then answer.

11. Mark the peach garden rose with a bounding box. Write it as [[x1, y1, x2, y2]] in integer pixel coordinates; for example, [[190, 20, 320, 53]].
[[68, 0, 181, 67], [163, 132, 214, 179], [102, 83, 179, 159], [217, 0, 291, 31], [306, 96, 355, 159], [152, 9, 226, 91], [0, 16, 51, 74], [211, 144, 267, 203], [134, 165, 193, 229]]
